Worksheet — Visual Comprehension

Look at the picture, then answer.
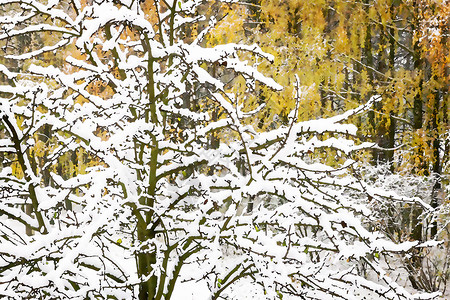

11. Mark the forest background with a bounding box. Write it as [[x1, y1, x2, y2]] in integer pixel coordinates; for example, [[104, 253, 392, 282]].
[[0, 0, 448, 299]]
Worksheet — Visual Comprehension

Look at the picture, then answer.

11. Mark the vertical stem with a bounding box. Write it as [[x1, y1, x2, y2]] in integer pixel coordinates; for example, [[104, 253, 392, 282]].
[[430, 88, 441, 239], [410, 1, 424, 242], [2, 115, 47, 234], [386, 3, 397, 169], [137, 27, 161, 300]]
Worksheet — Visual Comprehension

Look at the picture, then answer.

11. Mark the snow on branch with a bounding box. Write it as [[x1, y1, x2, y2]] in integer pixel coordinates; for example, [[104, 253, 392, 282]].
[[0, 1, 437, 300]]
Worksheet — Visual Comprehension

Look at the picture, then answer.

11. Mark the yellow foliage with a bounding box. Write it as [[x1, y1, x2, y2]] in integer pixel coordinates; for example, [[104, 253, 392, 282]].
[[11, 161, 23, 179]]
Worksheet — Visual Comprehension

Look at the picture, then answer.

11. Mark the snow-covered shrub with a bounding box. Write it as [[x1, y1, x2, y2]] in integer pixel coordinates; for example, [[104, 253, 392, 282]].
[[0, 0, 440, 299]]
